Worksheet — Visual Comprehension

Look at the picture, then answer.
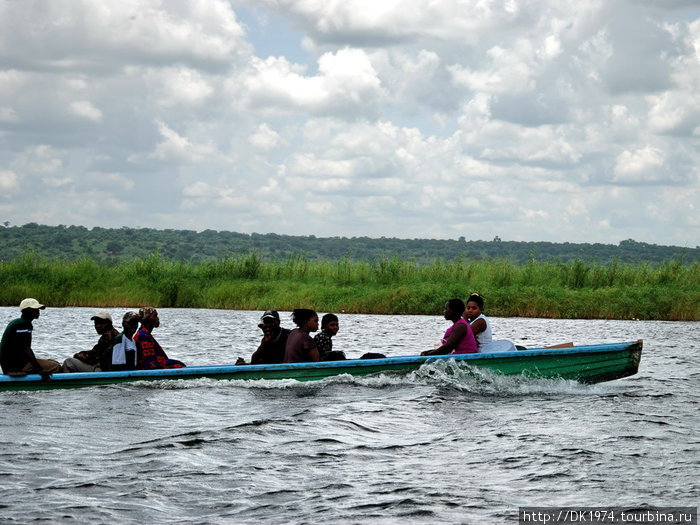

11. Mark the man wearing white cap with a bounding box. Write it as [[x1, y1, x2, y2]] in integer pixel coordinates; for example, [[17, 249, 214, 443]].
[[0, 298, 61, 377], [61, 311, 119, 373]]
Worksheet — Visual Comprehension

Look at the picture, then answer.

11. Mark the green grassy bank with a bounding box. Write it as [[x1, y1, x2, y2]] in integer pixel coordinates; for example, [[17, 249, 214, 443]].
[[0, 254, 698, 320]]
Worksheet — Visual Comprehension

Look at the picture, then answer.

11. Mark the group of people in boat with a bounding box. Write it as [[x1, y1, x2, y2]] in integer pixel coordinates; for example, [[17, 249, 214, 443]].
[[0, 293, 514, 377], [0, 299, 346, 377], [235, 308, 347, 366], [0, 299, 184, 378]]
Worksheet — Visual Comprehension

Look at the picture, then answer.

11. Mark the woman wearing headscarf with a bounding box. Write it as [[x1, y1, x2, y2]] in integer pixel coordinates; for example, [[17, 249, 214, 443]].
[[133, 307, 186, 369]]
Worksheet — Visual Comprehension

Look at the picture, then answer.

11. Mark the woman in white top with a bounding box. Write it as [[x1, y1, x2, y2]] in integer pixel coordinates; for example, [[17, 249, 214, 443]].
[[464, 293, 516, 353]]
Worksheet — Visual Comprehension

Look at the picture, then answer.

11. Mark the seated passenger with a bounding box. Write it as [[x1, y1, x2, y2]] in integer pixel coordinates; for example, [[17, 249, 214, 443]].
[[134, 307, 186, 369], [421, 298, 478, 356], [62, 311, 119, 373], [464, 293, 516, 353], [241, 310, 291, 365], [109, 311, 140, 371], [314, 313, 346, 361], [283, 309, 321, 363], [0, 298, 61, 377]]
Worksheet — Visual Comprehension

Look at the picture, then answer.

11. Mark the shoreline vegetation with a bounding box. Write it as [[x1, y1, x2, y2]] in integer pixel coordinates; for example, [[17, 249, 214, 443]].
[[1, 254, 698, 321], [2, 223, 698, 265]]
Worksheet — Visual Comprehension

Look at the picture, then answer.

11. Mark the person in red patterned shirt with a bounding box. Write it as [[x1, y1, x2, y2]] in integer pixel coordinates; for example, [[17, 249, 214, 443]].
[[133, 307, 185, 369]]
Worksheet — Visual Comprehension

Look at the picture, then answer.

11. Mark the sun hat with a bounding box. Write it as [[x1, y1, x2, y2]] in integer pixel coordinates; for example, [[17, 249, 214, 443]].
[[19, 298, 45, 311]]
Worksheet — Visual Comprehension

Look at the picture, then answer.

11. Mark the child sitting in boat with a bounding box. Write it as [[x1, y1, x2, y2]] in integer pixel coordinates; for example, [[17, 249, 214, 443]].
[[421, 299, 478, 356], [464, 293, 516, 353], [314, 313, 346, 361]]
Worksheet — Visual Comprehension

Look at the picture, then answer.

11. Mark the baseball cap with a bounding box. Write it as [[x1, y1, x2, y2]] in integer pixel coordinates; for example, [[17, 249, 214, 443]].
[[260, 310, 280, 321], [19, 298, 45, 311], [122, 311, 140, 322], [91, 311, 113, 322]]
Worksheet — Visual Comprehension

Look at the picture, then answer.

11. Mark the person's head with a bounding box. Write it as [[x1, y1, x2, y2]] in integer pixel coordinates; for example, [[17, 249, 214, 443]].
[[321, 313, 339, 336], [138, 306, 159, 330], [19, 298, 45, 320], [259, 309, 281, 336], [90, 311, 114, 334], [443, 298, 465, 321], [122, 311, 140, 339], [291, 308, 319, 332], [465, 293, 484, 321]]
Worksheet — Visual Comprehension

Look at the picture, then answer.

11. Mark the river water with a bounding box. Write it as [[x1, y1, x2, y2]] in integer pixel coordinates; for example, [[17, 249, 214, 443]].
[[0, 308, 697, 524]]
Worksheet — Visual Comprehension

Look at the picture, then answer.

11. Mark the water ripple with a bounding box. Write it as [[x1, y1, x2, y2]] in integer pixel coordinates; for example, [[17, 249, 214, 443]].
[[0, 310, 697, 523]]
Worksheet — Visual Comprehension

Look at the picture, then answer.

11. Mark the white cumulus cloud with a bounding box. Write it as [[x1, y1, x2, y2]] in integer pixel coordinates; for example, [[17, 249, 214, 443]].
[[0, 0, 697, 244]]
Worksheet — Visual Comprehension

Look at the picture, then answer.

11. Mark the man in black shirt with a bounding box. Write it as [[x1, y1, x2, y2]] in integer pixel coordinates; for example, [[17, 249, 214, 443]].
[[0, 298, 61, 377], [61, 311, 119, 373], [236, 310, 290, 365]]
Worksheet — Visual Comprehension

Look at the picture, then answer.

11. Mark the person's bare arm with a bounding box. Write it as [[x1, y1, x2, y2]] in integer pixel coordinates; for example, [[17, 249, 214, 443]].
[[249, 338, 267, 364], [308, 345, 320, 362], [421, 323, 467, 356], [470, 318, 486, 337]]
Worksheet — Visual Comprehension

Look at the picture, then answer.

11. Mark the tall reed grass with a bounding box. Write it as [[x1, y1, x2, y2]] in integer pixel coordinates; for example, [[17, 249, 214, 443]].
[[0, 253, 697, 320]]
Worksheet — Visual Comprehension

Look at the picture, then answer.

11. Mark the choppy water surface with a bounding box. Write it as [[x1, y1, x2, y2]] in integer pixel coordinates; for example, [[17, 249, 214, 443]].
[[0, 308, 697, 524]]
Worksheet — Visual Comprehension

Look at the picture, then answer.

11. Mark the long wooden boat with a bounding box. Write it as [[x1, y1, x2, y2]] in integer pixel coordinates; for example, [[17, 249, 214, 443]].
[[0, 340, 642, 392]]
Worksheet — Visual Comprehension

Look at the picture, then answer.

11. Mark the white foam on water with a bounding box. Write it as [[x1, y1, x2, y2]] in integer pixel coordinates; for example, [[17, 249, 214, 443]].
[[116, 360, 618, 397]]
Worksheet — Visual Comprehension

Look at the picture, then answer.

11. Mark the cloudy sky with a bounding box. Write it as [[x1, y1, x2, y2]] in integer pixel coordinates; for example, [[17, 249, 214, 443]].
[[1, 1, 698, 246]]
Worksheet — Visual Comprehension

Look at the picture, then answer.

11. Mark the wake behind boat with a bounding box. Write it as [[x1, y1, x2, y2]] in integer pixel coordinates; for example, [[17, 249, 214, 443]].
[[0, 340, 643, 391]]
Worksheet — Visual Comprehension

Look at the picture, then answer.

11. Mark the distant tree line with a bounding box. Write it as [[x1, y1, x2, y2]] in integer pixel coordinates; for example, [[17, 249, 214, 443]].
[[0, 222, 698, 265]]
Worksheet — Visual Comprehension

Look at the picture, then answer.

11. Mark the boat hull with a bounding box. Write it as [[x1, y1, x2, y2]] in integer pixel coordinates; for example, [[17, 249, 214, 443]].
[[0, 340, 643, 391]]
